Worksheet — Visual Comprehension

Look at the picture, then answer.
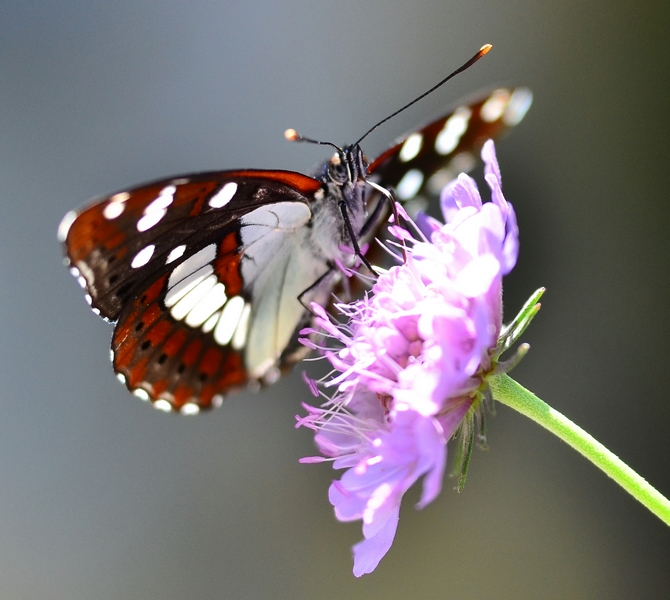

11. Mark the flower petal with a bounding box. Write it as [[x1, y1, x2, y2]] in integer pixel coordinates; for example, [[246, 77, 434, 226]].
[[352, 505, 400, 577]]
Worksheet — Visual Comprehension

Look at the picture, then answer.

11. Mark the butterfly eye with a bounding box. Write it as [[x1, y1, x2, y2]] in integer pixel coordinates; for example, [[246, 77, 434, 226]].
[[328, 155, 349, 183]]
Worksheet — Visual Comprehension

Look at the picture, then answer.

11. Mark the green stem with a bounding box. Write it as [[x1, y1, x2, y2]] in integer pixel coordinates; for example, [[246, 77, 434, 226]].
[[489, 374, 670, 526]]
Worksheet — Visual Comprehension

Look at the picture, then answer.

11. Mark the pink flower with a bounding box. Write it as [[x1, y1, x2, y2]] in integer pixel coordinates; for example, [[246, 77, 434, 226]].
[[297, 387, 473, 576], [298, 140, 522, 576]]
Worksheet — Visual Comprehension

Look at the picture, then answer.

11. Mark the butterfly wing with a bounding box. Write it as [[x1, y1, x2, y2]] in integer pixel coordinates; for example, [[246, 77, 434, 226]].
[[367, 87, 533, 201], [60, 170, 337, 413]]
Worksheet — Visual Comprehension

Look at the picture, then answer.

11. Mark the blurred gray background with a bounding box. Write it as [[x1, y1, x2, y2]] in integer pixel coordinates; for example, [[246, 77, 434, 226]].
[[1, 1, 669, 598]]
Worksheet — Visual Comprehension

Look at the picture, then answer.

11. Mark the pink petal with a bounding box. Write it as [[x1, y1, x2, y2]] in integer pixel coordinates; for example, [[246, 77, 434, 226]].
[[352, 505, 400, 577]]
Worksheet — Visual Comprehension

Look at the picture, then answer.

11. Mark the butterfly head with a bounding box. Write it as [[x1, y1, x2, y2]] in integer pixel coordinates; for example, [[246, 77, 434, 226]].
[[285, 128, 368, 194], [322, 144, 369, 221], [324, 145, 366, 186]]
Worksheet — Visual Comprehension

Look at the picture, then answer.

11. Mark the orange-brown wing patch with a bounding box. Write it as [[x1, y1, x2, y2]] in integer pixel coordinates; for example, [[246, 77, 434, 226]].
[[111, 279, 249, 412], [213, 231, 244, 297]]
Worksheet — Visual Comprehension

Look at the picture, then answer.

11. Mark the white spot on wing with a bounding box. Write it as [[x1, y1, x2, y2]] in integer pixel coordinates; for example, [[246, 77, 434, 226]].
[[170, 274, 217, 321], [185, 282, 227, 327], [480, 89, 511, 123], [131, 244, 156, 269], [212, 394, 224, 408], [396, 169, 424, 200], [133, 388, 150, 401], [137, 186, 175, 232], [77, 262, 95, 288], [150, 186, 176, 210], [164, 266, 212, 307], [167, 244, 216, 290], [153, 399, 172, 412], [180, 403, 200, 415], [58, 210, 77, 242], [213, 296, 245, 345], [209, 182, 238, 208], [116, 373, 126, 384], [137, 210, 166, 232], [231, 302, 251, 350], [103, 202, 125, 220], [103, 193, 130, 220], [166, 245, 186, 264], [202, 310, 221, 333], [435, 107, 472, 155], [503, 87, 533, 126], [399, 133, 423, 162]]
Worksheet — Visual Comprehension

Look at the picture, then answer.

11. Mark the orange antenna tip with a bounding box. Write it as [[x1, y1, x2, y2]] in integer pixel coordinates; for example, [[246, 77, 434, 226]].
[[284, 128, 299, 141], [480, 44, 493, 55]]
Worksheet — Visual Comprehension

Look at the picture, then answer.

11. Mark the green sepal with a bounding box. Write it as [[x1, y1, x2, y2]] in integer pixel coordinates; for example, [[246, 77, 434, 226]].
[[496, 287, 545, 356]]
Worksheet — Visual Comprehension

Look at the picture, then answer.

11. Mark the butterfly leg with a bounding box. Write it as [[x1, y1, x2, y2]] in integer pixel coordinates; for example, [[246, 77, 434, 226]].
[[359, 192, 387, 238], [296, 266, 337, 313], [364, 180, 403, 226], [338, 200, 376, 275], [360, 182, 407, 262]]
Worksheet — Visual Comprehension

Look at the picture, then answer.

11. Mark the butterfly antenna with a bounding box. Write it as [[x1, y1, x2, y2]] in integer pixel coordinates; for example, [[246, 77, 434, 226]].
[[284, 129, 342, 153], [354, 44, 492, 145]]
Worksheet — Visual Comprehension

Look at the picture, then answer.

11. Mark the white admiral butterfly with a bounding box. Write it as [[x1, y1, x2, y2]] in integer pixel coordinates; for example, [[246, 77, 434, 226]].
[[59, 47, 532, 414]]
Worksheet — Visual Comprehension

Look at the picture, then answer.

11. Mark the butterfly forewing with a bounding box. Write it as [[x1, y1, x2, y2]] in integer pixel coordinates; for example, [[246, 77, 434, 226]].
[[61, 170, 321, 319], [368, 87, 532, 201]]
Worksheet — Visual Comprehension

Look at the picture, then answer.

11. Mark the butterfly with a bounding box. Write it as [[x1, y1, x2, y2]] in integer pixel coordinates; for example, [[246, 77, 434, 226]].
[[59, 55, 531, 415]]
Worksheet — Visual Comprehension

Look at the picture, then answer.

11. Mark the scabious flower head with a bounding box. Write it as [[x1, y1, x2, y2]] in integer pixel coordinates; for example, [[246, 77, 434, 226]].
[[297, 140, 522, 576]]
